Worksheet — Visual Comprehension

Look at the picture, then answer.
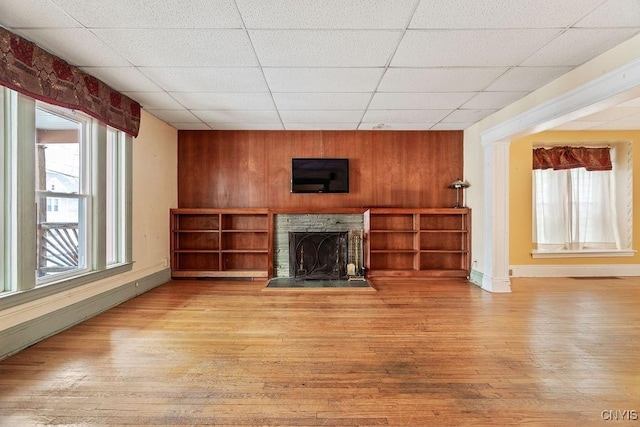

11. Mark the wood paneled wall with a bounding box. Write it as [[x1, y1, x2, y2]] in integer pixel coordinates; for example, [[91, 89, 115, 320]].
[[178, 130, 463, 209]]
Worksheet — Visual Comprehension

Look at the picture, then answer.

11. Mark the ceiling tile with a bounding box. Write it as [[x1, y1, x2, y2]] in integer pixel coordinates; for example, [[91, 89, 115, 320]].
[[208, 122, 285, 130], [123, 92, 184, 110], [442, 109, 497, 123], [51, 0, 242, 28], [264, 68, 384, 92], [193, 110, 281, 123], [485, 66, 573, 91], [359, 123, 436, 130], [576, 0, 640, 28], [522, 28, 640, 66], [250, 30, 402, 67], [139, 67, 269, 92], [272, 93, 372, 110], [362, 109, 450, 123], [378, 67, 508, 92], [461, 92, 528, 109], [93, 29, 258, 67], [170, 93, 276, 110], [430, 122, 473, 130], [17, 28, 130, 66], [236, 0, 415, 29], [409, 0, 605, 29], [80, 67, 161, 92], [369, 93, 476, 109], [285, 123, 359, 130], [170, 122, 212, 130], [279, 110, 364, 123], [146, 109, 202, 123], [0, 0, 80, 28], [392, 29, 561, 67]]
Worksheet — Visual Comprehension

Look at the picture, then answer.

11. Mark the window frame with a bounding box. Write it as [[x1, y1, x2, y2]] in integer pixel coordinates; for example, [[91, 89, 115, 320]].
[[531, 141, 635, 259], [0, 89, 133, 308]]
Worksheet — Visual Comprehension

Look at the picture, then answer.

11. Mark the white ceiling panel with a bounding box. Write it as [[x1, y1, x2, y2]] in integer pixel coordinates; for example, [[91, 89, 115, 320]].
[[123, 92, 184, 110], [521, 28, 640, 66], [409, 0, 605, 29], [430, 122, 473, 130], [461, 92, 529, 109], [193, 110, 281, 123], [362, 109, 450, 123], [170, 122, 212, 130], [250, 30, 402, 67], [279, 110, 364, 123], [0, 0, 80, 28], [51, 0, 242, 29], [264, 68, 384, 92], [17, 28, 130, 66], [485, 67, 573, 91], [359, 123, 436, 130], [146, 109, 202, 123], [391, 29, 562, 67], [2, 1, 640, 131], [576, 0, 640, 28], [441, 109, 497, 123], [170, 93, 275, 110], [370, 93, 475, 110], [285, 123, 359, 130], [378, 67, 508, 92], [236, 0, 416, 29], [139, 68, 269, 92], [210, 122, 285, 130], [93, 29, 258, 67], [80, 67, 161, 92], [273, 93, 372, 110]]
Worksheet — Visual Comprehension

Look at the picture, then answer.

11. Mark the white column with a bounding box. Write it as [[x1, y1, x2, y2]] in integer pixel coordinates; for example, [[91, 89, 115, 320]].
[[480, 140, 511, 293]]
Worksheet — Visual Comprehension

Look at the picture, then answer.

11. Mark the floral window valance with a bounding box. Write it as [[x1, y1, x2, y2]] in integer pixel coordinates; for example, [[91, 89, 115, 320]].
[[532, 146, 612, 171], [0, 27, 140, 137]]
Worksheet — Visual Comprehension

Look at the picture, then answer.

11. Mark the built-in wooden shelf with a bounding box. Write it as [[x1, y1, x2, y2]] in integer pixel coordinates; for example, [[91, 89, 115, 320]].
[[170, 207, 471, 280], [170, 208, 272, 279], [364, 208, 471, 278]]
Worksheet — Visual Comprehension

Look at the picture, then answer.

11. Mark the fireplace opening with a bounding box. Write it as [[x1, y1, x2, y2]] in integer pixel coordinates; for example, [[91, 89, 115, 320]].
[[289, 232, 348, 280]]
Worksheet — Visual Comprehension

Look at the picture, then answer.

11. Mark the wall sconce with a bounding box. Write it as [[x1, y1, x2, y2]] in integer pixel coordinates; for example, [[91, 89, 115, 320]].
[[449, 178, 470, 208]]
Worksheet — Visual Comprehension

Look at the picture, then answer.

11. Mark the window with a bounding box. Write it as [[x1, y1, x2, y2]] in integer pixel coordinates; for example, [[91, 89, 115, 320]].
[[0, 88, 132, 296], [35, 106, 89, 281], [532, 143, 633, 258]]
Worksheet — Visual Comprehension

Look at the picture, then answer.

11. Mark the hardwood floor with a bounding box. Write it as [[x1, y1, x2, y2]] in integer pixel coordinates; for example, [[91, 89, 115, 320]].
[[1, 277, 639, 426]]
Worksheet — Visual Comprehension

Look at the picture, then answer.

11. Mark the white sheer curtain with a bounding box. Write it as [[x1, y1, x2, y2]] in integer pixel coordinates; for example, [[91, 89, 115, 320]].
[[533, 168, 620, 251]]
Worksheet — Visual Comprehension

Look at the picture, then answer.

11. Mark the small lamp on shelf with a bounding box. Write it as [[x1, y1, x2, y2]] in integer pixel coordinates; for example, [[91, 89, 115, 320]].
[[449, 178, 470, 208]]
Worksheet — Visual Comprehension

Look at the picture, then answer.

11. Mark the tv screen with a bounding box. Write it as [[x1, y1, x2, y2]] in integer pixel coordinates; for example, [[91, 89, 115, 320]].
[[291, 158, 349, 193]]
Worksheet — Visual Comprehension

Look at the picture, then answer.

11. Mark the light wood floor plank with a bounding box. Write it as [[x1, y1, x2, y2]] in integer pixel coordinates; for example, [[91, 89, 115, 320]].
[[1, 277, 639, 426]]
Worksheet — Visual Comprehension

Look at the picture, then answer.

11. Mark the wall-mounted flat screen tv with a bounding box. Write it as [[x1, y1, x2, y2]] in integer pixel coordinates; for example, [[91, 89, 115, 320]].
[[291, 158, 349, 193]]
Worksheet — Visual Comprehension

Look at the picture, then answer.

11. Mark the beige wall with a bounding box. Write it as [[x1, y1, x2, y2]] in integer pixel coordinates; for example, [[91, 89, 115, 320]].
[[132, 111, 178, 274], [510, 130, 640, 266]]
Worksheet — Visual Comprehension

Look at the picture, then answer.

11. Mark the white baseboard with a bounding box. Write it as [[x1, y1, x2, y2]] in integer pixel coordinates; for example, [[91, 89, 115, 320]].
[[510, 264, 640, 277], [470, 269, 512, 293]]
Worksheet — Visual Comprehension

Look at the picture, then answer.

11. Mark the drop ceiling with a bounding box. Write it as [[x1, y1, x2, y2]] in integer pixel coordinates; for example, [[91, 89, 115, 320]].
[[1, 0, 640, 131]]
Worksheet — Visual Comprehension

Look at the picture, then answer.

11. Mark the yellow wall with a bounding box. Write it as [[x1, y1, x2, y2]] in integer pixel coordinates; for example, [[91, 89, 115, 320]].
[[510, 130, 640, 265]]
